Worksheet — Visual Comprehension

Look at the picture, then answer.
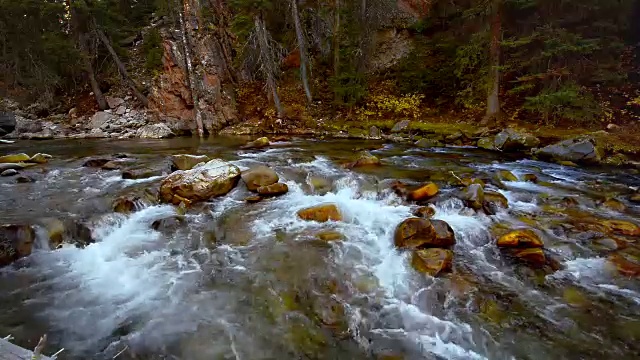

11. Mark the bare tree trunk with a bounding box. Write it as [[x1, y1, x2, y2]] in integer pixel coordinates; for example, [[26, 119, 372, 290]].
[[333, 0, 340, 77], [80, 34, 108, 110], [484, 0, 503, 124], [291, 0, 312, 103], [94, 26, 149, 107], [255, 16, 284, 117], [67, 0, 108, 110], [177, 0, 205, 137]]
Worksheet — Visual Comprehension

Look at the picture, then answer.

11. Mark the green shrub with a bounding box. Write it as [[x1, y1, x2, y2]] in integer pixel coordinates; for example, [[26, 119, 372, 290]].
[[143, 28, 163, 72], [524, 84, 601, 124]]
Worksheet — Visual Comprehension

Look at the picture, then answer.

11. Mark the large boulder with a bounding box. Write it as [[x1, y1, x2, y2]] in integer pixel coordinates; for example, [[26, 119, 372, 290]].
[[88, 111, 116, 129], [0, 112, 16, 136], [137, 123, 174, 139], [159, 159, 241, 205], [394, 218, 455, 249], [493, 128, 540, 152], [0, 224, 35, 267], [241, 166, 279, 191], [411, 248, 454, 276], [536, 136, 603, 164], [297, 204, 342, 222], [171, 154, 210, 171]]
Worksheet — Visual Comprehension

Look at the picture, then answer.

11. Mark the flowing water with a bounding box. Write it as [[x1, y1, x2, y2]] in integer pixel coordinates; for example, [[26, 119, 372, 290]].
[[1, 137, 640, 360]]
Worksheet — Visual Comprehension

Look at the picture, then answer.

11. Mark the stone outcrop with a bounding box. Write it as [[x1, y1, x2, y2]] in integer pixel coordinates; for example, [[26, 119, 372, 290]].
[[159, 159, 241, 205], [536, 136, 603, 164]]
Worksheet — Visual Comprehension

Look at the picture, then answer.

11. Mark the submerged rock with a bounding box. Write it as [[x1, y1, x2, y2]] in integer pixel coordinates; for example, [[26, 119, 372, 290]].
[[241, 137, 270, 150], [536, 136, 602, 164], [159, 159, 241, 205], [411, 248, 454, 276], [242, 165, 279, 191], [601, 198, 626, 212], [122, 167, 167, 180], [511, 248, 546, 267], [257, 183, 289, 197], [497, 229, 544, 248], [493, 129, 540, 152], [0, 153, 30, 163], [316, 230, 345, 242], [171, 154, 210, 171], [0, 224, 35, 266], [346, 151, 381, 168], [408, 183, 439, 202], [83, 158, 112, 168], [297, 204, 342, 222]]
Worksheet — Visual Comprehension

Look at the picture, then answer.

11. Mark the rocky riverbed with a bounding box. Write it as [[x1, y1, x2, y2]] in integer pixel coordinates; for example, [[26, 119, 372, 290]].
[[1, 136, 640, 359]]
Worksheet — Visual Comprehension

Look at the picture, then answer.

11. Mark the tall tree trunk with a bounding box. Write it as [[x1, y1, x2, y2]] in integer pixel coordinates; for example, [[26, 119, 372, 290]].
[[80, 34, 108, 110], [255, 16, 284, 117], [93, 26, 149, 107], [291, 0, 312, 103], [177, 0, 205, 137], [332, 0, 341, 77], [484, 0, 503, 124], [67, 0, 108, 110]]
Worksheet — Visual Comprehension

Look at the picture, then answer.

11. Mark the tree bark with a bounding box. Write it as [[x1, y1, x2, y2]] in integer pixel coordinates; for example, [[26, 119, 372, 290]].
[[484, 0, 503, 124], [332, 0, 341, 77], [80, 34, 108, 111], [255, 16, 284, 118], [94, 26, 149, 107], [177, 0, 205, 137], [291, 0, 312, 103]]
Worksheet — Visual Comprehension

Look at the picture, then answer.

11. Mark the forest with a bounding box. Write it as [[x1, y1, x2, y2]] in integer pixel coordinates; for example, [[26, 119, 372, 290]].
[[1, 0, 639, 132]]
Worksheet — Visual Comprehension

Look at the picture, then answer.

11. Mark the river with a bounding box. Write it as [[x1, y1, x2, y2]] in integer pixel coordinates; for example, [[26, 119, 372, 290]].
[[1, 137, 639, 359]]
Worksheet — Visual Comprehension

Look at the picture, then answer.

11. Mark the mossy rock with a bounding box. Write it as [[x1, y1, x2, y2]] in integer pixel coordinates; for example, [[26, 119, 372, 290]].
[[0, 153, 30, 163], [497, 170, 518, 182], [602, 220, 640, 236], [241, 137, 270, 150]]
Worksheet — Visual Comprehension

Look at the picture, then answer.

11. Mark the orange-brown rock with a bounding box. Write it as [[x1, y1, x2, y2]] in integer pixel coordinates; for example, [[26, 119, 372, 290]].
[[245, 195, 263, 203], [394, 218, 437, 249], [297, 204, 342, 222], [608, 253, 640, 277], [408, 183, 439, 201], [411, 248, 454, 276], [346, 151, 381, 168], [241, 166, 279, 191], [497, 229, 544, 248], [431, 219, 456, 247], [602, 220, 640, 236], [257, 183, 289, 197]]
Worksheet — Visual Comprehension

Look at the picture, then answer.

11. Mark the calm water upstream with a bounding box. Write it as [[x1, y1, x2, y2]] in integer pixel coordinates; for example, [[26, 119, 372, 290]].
[[1, 137, 639, 359]]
